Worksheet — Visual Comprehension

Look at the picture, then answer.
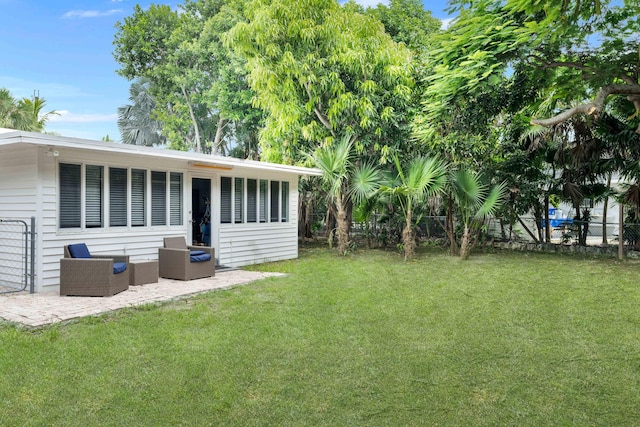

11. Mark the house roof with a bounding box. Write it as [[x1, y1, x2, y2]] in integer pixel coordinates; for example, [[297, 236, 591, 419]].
[[0, 128, 322, 177]]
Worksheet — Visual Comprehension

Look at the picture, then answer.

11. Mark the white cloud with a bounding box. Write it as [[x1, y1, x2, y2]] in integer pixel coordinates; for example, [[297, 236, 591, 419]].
[[441, 17, 455, 30], [63, 9, 123, 19], [48, 111, 118, 124]]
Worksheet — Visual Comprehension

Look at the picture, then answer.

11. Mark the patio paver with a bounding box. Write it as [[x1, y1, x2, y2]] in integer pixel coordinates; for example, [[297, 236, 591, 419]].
[[0, 269, 284, 327]]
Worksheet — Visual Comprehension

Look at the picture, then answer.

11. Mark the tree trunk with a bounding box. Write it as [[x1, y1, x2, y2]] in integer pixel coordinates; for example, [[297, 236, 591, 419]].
[[180, 85, 201, 153], [212, 116, 225, 156], [518, 216, 539, 243], [446, 193, 458, 255], [298, 196, 305, 242], [336, 199, 350, 254], [402, 209, 415, 260], [602, 173, 612, 245], [304, 195, 313, 238], [544, 194, 551, 242], [325, 207, 336, 239], [460, 224, 472, 260], [574, 202, 585, 245]]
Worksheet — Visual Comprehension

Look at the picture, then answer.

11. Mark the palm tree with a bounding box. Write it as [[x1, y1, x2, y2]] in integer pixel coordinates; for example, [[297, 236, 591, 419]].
[[0, 88, 56, 131], [118, 78, 166, 146], [381, 155, 448, 260], [451, 168, 507, 259], [18, 94, 58, 131], [310, 134, 380, 254]]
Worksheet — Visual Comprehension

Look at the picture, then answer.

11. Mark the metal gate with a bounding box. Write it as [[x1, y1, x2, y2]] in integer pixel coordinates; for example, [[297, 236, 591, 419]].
[[0, 217, 35, 294]]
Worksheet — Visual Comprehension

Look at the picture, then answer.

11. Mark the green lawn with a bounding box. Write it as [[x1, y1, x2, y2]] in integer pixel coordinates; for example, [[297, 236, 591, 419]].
[[2, 246, 640, 426]]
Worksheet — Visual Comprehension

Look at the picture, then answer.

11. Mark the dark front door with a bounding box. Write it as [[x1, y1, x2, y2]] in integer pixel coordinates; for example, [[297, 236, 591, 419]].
[[191, 178, 211, 246]]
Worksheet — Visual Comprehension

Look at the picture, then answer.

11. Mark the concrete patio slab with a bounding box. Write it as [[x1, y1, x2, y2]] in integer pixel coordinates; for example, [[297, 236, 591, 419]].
[[0, 269, 284, 327]]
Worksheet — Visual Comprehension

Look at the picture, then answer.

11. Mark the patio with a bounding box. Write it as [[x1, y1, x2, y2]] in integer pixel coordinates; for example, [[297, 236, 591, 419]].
[[0, 269, 284, 327]]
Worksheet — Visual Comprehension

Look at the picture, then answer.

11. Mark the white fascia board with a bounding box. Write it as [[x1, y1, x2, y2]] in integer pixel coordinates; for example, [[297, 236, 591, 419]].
[[0, 129, 322, 177]]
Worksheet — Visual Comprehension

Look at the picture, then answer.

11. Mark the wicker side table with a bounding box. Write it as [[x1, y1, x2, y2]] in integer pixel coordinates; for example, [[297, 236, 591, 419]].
[[129, 260, 159, 285]]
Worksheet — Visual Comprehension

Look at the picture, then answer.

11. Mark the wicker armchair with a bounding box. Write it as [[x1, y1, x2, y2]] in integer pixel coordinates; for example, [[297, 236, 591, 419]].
[[158, 237, 215, 281], [60, 244, 130, 296]]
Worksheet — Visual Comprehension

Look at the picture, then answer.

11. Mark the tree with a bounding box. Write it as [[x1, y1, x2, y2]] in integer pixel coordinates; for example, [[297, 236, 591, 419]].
[[450, 168, 507, 259], [113, 0, 261, 154], [309, 134, 380, 254], [417, 0, 640, 137], [365, 0, 441, 53], [0, 88, 57, 132], [118, 77, 166, 147], [227, 0, 415, 164], [381, 155, 447, 260]]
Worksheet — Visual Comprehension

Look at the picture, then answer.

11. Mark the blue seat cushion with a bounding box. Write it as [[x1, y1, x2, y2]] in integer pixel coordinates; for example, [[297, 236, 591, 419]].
[[190, 253, 212, 263], [113, 262, 127, 274], [190, 250, 206, 256], [68, 243, 92, 259]]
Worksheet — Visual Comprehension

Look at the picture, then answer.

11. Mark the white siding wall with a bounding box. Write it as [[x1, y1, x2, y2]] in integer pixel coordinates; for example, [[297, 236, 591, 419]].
[[0, 145, 37, 219], [0, 145, 38, 290], [0, 143, 304, 292], [217, 179, 299, 267], [37, 148, 189, 292]]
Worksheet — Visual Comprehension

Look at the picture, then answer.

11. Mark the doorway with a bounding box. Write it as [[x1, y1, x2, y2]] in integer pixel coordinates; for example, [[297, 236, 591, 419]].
[[192, 178, 212, 246]]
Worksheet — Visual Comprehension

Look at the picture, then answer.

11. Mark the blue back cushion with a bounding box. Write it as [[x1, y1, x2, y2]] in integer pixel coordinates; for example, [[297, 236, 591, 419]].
[[113, 262, 127, 274], [190, 250, 206, 256], [190, 253, 212, 263], [68, 243, 92, 259]]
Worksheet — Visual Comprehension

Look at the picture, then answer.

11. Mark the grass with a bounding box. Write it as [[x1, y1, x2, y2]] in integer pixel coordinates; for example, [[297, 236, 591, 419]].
[[2, 246, 640, 426]]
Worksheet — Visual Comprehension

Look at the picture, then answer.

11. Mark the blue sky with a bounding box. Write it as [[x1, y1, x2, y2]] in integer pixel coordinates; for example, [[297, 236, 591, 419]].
[[0, 0, 451, 141]]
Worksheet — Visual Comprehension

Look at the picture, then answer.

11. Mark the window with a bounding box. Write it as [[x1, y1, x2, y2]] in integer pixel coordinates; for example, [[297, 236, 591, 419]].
[[131, 169, 146, 227], [220, 177, 232, 224], [59, 164, 180, 230], [151, 171, 166, 226], [247, 179, 257, 223], [234, 177, 244, 223], [281, 181, 289, 222], [59, 163, 81, 228], [109, 167, 127, 227], [170, 172, 183, 226], [270, 181, 279, 223], [85, 165, 103, 228], [259, 179, 268, 223]]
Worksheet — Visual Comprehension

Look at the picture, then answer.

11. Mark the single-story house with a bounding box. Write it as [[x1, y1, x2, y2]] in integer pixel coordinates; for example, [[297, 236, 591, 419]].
[[0, 128, 321, 293]]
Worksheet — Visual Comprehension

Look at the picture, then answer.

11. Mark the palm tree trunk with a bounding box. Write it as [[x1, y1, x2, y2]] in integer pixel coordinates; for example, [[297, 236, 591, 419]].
[[402, 209, 415, 260], [460, 224, 472, 260], [446, 194, 458, 255], [336, 199, 350, 254]]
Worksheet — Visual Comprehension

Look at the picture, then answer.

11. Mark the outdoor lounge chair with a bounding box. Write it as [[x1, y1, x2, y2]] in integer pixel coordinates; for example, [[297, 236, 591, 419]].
[[158, 236, 215, 281], [60, 243, 130, 296]]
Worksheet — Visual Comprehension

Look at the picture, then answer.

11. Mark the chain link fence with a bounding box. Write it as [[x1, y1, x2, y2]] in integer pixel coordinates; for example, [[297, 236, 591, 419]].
[[0, 218, 35, 294], [308, 212, 640, 249]]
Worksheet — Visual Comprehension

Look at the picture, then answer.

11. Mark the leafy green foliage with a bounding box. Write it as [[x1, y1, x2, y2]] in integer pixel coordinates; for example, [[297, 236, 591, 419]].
[[117, 77, 166, 147], [381, 154, 448, 259], [227, 0, 415, 163], [113, 1, 262, 154], [308, 134, 381, 254], [0, 88, 57, 132], [365, 0, 441, 53], [450, 168, 508, 258]]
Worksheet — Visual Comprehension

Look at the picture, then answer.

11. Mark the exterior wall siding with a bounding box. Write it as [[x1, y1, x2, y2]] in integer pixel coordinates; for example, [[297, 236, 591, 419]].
[[0, 145, 37, 219], [214, 175, 299, 267], [0, 140, 311, 292], [218, 224, 298, 267]]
